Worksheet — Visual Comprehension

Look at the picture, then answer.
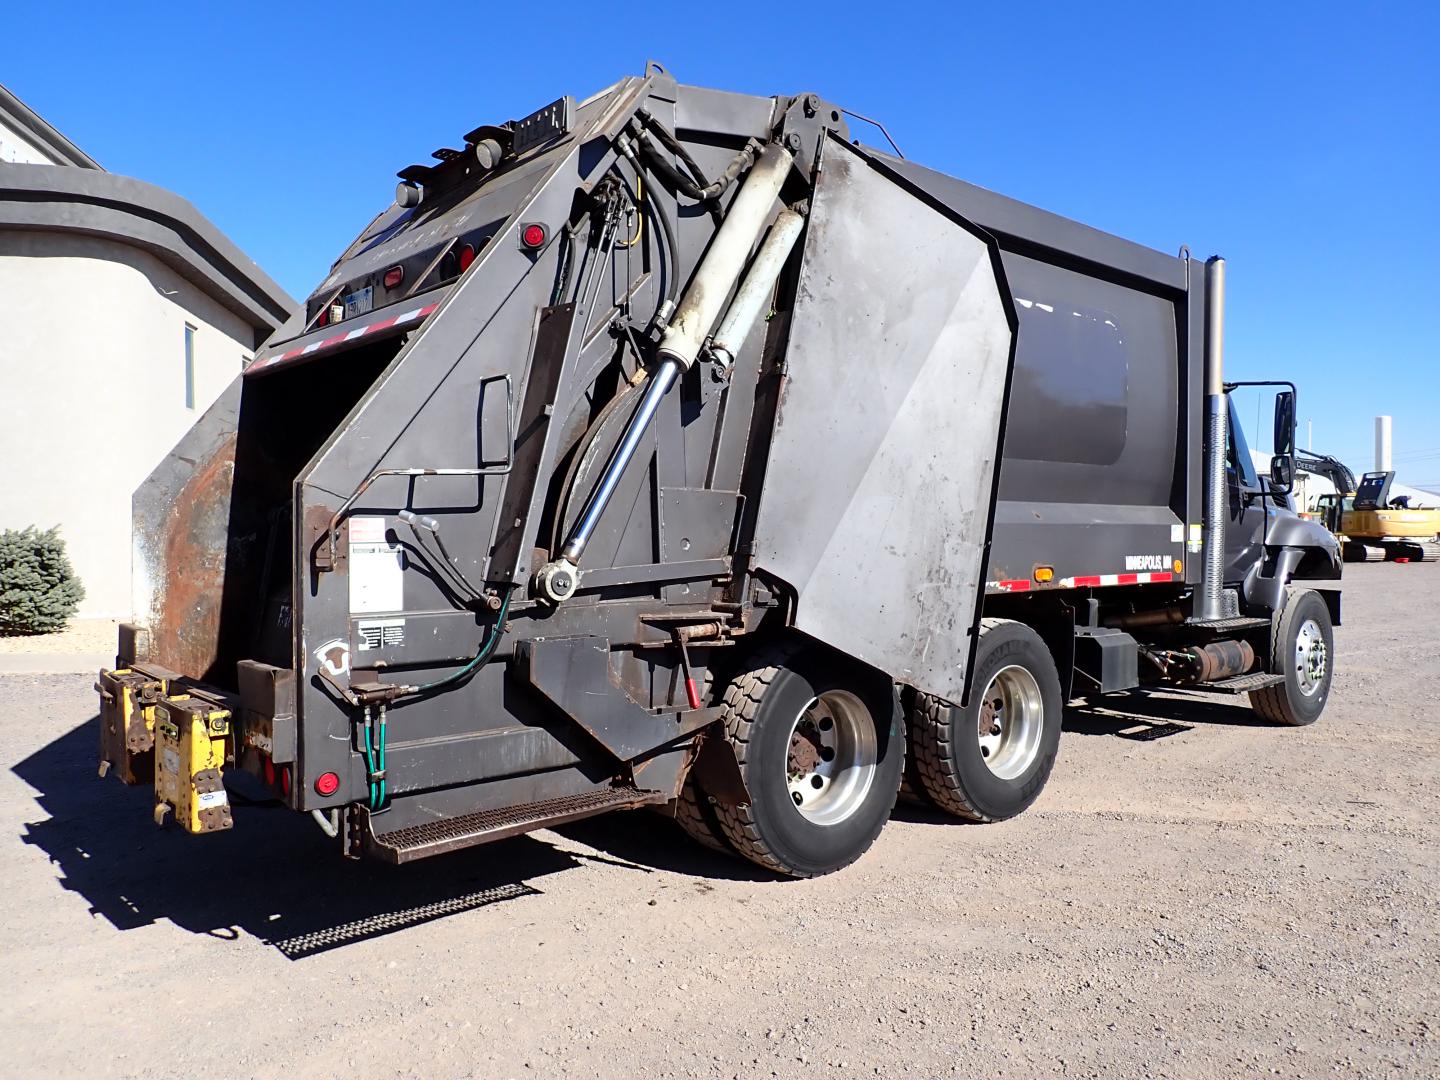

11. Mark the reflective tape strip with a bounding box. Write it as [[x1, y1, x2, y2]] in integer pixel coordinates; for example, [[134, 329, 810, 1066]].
[[1057, 571, 1174, 588], [247, 302, 440, 374], [986, 571, 1176, 592]]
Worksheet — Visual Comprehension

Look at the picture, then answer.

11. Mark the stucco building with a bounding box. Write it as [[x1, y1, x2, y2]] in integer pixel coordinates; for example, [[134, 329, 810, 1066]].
[[0, 84, 294, 619]]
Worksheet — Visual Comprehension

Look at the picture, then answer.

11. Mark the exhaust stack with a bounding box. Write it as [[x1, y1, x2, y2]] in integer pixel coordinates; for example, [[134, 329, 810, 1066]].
[[1196, 255, 1228, 622]]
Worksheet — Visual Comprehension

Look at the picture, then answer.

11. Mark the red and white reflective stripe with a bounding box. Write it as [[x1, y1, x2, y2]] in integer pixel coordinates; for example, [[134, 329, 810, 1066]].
[[1058, 571, 1174, 588], [248, 302, 439, 373], [986, 571, 1175, 592]]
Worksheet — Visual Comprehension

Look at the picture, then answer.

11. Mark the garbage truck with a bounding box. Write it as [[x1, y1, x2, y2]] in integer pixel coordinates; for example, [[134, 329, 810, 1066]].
[[96, 64, 1342, 877]]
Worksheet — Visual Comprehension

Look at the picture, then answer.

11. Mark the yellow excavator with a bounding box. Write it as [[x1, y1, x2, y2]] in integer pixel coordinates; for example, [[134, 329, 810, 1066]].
[[1298, 452, 1440, 562]]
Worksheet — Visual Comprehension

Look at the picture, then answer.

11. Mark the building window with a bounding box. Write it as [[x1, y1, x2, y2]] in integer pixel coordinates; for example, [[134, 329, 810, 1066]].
[[184, 324, 196, 409]]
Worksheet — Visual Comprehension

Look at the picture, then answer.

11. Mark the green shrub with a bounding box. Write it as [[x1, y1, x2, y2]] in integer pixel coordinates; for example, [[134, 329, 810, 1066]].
[[0, 526, 85, 635]]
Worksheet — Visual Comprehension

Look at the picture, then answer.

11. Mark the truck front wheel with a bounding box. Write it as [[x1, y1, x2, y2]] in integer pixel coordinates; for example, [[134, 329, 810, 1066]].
[[712, 641, 904, 877], [1249, 589, 1333, 726], [907, 619, 1063, 822]]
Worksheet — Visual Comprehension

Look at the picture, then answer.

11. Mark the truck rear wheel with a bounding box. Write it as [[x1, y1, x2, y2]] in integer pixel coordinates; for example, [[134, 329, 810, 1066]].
[[712, 641, 903, 877], [672, 777, 732, 854], [907, 619, 1062, 823], [1250, 589, 1333, 726]]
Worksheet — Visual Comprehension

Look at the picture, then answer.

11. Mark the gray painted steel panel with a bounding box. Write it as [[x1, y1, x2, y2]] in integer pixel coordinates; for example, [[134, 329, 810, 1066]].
[[752, 137, 1013, 701], [873, 153, 1186, 293]]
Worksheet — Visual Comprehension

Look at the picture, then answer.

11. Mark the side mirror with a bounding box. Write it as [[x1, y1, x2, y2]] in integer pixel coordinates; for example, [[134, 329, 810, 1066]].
[[1273, 390, 1296, 459], [1270, 453, 1295, 493]]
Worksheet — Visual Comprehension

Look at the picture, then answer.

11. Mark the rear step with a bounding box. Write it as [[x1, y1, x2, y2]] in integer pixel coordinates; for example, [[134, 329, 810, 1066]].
[[366, 787, 665, 864], [1204, 672, 1285, 693], [1185, 616, 1271, 632]]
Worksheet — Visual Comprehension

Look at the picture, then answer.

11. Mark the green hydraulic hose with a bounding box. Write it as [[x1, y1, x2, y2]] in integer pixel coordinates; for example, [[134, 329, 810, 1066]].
[[376, 706, 387, 809], [360, 706, 378, 810], [358, 589, 514, 811], [408, 587, 514, 695]]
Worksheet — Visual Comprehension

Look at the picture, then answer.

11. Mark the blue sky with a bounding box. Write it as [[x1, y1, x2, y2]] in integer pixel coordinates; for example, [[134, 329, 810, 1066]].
[[8, 2, 1438, 484]]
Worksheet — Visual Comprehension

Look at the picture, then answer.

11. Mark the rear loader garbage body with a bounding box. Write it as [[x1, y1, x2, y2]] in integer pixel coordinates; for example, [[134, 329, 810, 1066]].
[[101, 66, 1340, 875]]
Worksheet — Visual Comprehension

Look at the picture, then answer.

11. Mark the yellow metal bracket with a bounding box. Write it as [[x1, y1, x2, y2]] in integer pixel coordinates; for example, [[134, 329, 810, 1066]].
[[96, 668, 172, 784], [153, 693, 234, 834]]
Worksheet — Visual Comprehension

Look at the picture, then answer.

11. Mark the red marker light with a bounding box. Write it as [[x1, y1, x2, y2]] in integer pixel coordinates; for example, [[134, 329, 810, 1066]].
[[520, 223, 547, 249], [383, 265, 404, 289], [279, 766, 292, 797], [458, 243, 476, 272], [316, 306, 329, 328], [314, 771, 340, 796]]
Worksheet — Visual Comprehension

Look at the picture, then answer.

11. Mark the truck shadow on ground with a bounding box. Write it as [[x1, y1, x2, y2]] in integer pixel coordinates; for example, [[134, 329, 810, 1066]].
[[15, 694, 1281, 952], [13, 715, 710, 959], [1062, 690, 1276, 737]]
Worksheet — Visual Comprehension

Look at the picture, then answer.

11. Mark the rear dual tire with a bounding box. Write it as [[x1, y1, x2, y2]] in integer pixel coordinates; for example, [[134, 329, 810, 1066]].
[[708, 642, 905, 878], [906, 619, 1063, 822], [671, 776, 732, 854]]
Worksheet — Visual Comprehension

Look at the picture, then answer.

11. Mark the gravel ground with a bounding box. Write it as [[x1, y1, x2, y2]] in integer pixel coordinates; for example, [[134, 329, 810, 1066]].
[[0, 617, 119, 654], [2, 562, 1436, 1079]]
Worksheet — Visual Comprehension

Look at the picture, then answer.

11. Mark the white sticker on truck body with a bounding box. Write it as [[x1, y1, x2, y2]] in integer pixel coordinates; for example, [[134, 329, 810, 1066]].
[[356, 618, 406, 650], [348, 517, 405, 614], [1124, 554, 1172, 571]]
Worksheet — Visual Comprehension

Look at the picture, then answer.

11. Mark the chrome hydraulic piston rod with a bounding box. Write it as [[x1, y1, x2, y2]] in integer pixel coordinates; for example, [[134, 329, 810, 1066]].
[[561, 356, 680, 567], [1196, 255, 1228, 622], [534, 141, 794, 604]]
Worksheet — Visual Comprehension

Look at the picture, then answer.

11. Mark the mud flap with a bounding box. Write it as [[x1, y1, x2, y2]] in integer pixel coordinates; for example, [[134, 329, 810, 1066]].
[[688, 729, 750, 807]]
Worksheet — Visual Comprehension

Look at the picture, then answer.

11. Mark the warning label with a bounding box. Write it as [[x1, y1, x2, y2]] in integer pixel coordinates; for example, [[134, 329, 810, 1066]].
[[348, 516, 405, 613], [357, 618, 406, 651]]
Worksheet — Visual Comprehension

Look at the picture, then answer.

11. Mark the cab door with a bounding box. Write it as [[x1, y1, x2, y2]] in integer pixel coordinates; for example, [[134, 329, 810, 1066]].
[[1224, 397, 1267, 584]]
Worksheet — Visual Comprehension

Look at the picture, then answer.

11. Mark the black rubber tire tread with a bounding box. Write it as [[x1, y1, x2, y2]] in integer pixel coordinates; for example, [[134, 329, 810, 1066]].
[[1249, 588, 1334, 726], [908, 687, 990, 821], [711, 639, 806, 875], [711, 638, 901, 877], [897, 690, 936, 808], [907, 618, 1061, 823], [672, 776, 733, 854], [897, 773, 932, 808]]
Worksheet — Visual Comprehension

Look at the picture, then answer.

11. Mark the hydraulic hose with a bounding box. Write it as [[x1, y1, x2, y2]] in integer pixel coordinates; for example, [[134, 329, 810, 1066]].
[[633, 110, 761, 204], [408, 586, 514, 695], [636, 109, 718, 194], [353, 588, 513, 810], [616, 141, 680, 309]]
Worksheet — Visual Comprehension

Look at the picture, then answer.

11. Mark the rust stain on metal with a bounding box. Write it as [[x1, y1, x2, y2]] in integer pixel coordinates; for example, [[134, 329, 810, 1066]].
[[305, 503, 345, 573], [152, 431, 236, 679]]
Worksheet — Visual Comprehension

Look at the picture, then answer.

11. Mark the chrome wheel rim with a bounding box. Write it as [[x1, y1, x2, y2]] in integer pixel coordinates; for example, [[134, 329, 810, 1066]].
[[784, 690, 877, 825], [1295, 618, 1328, 696], [977, 665, 1044, 780]]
